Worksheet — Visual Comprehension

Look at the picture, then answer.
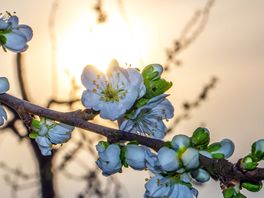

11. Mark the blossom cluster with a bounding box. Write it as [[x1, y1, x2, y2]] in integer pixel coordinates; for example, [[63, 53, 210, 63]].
[[81, 62, 174, 139], [0, 12, 32, 52], [29, 118, 74, 156], [95, 127, 235, 197]]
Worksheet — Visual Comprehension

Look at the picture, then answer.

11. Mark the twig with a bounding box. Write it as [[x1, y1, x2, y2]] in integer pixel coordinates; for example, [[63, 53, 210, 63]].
[[0, 93, 264, 184]]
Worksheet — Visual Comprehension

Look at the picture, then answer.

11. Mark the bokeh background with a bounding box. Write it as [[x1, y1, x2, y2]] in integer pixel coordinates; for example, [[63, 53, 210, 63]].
[[1, 0, 264, 197]]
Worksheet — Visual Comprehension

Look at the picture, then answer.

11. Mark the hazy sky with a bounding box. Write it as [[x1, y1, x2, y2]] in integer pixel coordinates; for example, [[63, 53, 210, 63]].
[[1, 0, 264, 197]]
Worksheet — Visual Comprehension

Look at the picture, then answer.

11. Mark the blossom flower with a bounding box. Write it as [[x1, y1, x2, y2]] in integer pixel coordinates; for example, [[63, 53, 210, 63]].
[[120, 94, 174, 139], [81, 60, 145, 120], [31, 118, 74, 156], [144, 174, 171, 198], [0, 14, 33, 52], [0, 77, 9, 126], [96, 143, 122, 176], [157, 147, 180, 172], [144, 174, 198, 198], [125, 144, 148, 170]]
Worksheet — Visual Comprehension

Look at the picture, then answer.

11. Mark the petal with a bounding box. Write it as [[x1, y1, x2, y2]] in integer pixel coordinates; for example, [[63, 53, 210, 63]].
[[0, 19, 9, 29], [171, 135, 190, 151], [81, 90, 102, 111], [127, 68, 146, 98], [81, 64, 106, 90], [0, 77, 10, 94], [99, 102, 126, 120], [13, 25, 33, 41], [182, 148, 200, 170], [35, 136, 52, 156], [4, 32, 28, 52], [125, 145, 146, 170], [0, 105, 7, 126], [8, 16, 19, 28], [158, 147, 180, 172]]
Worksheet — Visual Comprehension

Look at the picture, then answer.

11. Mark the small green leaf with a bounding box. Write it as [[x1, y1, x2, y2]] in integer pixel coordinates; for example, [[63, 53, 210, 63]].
[[212, 153, 225, 159], [207, 142, 221, 152], [144, 79, 172, 99], [120, 146, 128, 167], [29, 132, 38, 139], [241, 182, 263, 192], [0, 35, 7, 45], [223, 187, 235, 198]]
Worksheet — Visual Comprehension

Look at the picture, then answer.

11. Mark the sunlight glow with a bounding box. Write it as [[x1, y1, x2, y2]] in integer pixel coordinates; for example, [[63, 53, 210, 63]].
[[57, 12, 145, 86]]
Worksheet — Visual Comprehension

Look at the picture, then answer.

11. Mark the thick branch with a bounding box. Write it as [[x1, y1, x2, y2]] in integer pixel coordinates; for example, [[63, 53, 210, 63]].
[[1, 93, 264, 184]]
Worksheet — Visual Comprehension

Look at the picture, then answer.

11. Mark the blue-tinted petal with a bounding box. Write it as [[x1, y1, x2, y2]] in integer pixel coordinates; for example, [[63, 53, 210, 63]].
[[0, 105, 7, 126], [125, 144, 146, 170], [4, 32, 27, 52], [0, 77, 10, 94], [182, 148, 199, 170], [158, 147, 180, 172]]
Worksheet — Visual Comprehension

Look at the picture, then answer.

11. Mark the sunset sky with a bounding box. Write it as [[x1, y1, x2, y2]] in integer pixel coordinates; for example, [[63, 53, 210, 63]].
[[1, 0, 264, 197]]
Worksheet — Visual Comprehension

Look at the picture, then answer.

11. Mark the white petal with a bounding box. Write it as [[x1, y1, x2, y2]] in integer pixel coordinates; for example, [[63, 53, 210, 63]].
[[81, 65, 106, 89], [81, 90, 102, 111]]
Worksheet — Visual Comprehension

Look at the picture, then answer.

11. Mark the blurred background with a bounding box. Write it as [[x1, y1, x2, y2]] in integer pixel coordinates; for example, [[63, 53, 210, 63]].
[[1, 0, 264, 197]]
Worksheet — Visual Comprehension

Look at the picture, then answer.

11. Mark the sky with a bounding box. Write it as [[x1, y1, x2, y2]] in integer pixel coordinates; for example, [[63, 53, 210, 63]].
[[1, 0, 264, 197]]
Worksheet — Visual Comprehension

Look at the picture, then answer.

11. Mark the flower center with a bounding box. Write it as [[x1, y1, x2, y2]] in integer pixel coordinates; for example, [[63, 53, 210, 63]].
[[100, 84, 127, 102]]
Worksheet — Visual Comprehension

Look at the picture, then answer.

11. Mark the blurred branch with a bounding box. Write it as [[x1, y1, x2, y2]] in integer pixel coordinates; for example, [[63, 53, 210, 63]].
[[93, 0, 107, 23], [0, 161, 38, 180], [16, 53, 31, 101], [1, 93, 264, 186], [167, 76, 218, 133], [49, 0, 59, 98], [164, 0, 215, 70]]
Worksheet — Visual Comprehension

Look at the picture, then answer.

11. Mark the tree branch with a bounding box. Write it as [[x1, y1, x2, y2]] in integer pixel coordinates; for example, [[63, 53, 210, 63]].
[[1, 93, 264, 185]]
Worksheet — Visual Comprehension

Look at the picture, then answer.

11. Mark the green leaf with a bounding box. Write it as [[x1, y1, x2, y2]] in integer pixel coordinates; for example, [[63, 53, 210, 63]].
[[0, 35, 7, 45], [207, 142, 221, 152], [127, 140, 139, 145], [223, 187, 235, 198], [120, 146, 128, 168], [241, 182, 263, 192], [29, 132, 38, 139], [144, 79, 172, 99], [212, 153, 225, 159]]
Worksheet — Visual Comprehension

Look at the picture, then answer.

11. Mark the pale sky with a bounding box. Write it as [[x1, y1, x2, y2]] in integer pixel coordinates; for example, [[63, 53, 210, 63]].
[[1, 0, 264, 197]]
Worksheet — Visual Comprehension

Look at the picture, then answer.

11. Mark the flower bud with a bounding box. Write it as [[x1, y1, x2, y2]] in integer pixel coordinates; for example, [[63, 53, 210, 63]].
[[240, 155, 258, 170], [208, 139, 234, 159], [191, 127, 210, 150], [171, 135, 190, 151], [251, 139, 264, 161], [0, 77, 9, 94], [157, 147, 180, 172], [191, 168, 210, 183], [125, 144, 146, 170], [142, 64, 163, 81], [181, 148, 200, 170]]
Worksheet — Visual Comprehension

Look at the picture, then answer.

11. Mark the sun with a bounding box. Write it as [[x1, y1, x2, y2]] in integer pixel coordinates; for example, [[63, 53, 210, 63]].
[[56, 13, 145, 87]]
